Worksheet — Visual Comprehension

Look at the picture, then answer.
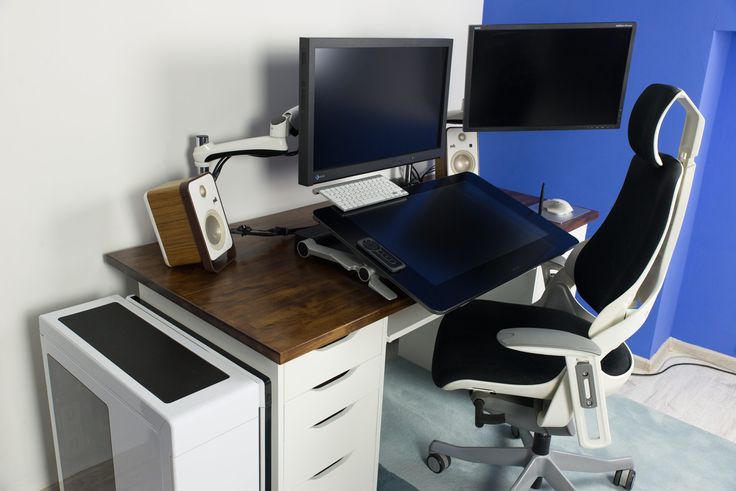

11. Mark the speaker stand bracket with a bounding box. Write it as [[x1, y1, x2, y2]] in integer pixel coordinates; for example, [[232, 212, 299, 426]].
[[296, 238, 398, 301]]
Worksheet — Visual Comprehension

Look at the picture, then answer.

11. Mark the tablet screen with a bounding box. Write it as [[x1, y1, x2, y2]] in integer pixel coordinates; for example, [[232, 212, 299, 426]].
[[314, 173, 578, 313], [348, 180, 546, 285]]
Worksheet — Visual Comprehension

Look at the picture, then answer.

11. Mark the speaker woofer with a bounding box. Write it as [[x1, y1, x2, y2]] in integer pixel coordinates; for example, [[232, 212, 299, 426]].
[[450, 150, 477, 174], [205, 211, 226, 250]]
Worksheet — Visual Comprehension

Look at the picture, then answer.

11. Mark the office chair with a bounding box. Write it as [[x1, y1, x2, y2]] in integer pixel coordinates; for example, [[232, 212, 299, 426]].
[[425, 84, 705, 491]]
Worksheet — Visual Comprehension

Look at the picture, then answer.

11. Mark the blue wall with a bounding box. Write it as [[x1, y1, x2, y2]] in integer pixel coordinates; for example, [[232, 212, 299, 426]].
[[480, 1, 736, 357], [672, 33, 736, 356]]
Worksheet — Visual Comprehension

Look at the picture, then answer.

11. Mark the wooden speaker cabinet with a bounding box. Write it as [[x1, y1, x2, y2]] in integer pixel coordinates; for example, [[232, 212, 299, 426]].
[[145, 173, 235, 272]]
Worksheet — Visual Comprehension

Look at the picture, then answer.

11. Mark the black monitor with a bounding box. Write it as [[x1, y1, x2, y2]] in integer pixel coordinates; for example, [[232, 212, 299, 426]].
[[464, 23, 636, 131], [298, 38, 453, 186]]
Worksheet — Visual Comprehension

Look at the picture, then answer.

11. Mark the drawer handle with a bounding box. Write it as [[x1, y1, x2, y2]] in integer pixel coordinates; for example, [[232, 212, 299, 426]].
[[310, 452, 353, 480], [312, 367, 356, 391], [316, 331, 357, 352], [313, 402, 354, 429]]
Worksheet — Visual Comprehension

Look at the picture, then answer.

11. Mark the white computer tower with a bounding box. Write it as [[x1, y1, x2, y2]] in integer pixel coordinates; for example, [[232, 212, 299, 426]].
[[40, 295, 267, 490]]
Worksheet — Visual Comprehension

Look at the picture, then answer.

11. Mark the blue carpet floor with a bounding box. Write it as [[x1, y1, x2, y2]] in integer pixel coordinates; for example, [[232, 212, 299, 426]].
[[379, 357, 736, 490], [379, 464, 419, 491]]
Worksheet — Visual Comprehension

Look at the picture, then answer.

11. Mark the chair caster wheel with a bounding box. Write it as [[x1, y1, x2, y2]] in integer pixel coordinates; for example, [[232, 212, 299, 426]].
[[510, 426, 520, 438], [426, 453, 451, 474], [614, 469, 635, 489]]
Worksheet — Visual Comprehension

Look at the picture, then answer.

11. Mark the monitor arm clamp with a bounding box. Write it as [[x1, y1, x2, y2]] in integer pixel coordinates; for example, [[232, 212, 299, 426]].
[[192, 106, 300, 173], [296, 238, 398, 301]]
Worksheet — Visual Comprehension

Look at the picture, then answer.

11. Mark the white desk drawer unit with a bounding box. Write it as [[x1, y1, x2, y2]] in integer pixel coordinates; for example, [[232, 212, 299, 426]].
[[282, 320, 384, 490]]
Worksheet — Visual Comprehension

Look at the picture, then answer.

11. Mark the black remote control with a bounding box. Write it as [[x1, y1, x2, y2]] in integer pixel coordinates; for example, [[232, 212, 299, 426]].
[[356, 238, 406, 273]]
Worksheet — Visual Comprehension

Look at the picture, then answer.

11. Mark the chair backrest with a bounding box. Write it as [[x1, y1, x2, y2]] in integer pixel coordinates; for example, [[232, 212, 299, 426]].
[[571, 84, 704, 354]]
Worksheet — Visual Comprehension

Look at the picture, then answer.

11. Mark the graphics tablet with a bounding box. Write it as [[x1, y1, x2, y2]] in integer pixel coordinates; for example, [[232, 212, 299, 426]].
[[313, 173, 578, 313]]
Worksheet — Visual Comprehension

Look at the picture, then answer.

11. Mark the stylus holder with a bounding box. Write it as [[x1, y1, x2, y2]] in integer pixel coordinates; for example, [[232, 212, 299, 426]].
[[296, 238, 397, 301]]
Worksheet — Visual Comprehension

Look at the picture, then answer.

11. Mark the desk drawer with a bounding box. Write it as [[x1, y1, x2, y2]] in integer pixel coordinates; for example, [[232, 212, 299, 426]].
[[286, 355, 381, 433], [284, 320, 383, 401], [284, 390, 379, 490], [291, 444, 373, 491]]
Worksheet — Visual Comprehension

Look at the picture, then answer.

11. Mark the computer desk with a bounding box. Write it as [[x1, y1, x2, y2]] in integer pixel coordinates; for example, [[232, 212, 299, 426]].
[[104, 190, 598, 491]]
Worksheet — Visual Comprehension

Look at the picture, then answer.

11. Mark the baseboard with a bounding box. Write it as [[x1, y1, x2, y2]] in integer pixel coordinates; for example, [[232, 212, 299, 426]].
[[633, 337, 736, 374]]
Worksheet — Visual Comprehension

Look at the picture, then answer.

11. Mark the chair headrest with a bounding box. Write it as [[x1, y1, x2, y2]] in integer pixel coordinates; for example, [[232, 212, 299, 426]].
[[628, 83, 682, 167]]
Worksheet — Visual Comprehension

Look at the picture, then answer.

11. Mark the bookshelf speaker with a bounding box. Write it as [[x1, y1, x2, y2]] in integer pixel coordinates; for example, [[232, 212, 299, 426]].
[[145, 173, 235, 272], [436, 127, 479, 178]]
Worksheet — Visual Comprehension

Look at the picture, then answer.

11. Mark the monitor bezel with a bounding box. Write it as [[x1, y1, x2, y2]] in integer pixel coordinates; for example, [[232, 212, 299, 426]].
[[463, 22, 637, 132], [298, 37, 453, 186]]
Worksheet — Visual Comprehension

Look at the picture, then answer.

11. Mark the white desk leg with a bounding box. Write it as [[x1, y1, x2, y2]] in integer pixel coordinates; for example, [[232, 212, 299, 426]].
[[373, 323, 389, 490]]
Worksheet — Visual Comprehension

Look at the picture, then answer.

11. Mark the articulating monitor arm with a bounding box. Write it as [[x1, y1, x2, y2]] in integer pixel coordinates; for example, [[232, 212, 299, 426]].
[[192, 106, 300, 172]]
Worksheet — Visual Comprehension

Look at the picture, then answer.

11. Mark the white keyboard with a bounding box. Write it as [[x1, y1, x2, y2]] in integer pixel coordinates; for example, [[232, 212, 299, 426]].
[[316, 175, 408, 212]]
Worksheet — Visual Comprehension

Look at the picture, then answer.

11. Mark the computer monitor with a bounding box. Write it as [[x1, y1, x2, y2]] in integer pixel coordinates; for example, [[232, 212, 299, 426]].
[[298, 38, 453, 186], [463, 23, 636, 131]]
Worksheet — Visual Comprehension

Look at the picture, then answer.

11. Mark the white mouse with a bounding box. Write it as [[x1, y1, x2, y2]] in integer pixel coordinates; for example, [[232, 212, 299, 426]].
[[543, 198, 573, 216]]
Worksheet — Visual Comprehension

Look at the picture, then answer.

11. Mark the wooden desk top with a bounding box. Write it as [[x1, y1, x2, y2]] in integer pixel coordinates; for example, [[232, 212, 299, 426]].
[[105, 190, 598, 364]]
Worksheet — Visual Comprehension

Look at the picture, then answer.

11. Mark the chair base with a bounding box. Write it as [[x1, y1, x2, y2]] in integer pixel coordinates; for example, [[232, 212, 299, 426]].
[[427, 430, 635, 491]]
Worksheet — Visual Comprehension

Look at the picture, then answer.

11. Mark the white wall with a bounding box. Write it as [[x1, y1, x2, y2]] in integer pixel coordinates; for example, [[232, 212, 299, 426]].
[[0, 1, 482, 489]]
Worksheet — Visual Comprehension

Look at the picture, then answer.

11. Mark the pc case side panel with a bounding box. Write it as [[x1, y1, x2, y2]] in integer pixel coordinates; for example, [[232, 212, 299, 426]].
[[41, 338, 168, 491]]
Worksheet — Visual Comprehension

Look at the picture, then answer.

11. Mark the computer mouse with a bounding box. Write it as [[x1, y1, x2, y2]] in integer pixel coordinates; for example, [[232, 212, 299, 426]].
[[543, 198, 573, 216]]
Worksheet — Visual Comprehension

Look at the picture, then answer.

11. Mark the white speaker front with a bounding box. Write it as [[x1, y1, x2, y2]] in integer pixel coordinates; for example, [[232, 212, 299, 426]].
[[446, 127, 479, 176], [185, 174, 233, 261]]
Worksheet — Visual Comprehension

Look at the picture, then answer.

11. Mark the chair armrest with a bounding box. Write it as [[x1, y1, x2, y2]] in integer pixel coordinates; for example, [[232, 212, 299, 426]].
[[497, 327, 611, 449], [497, 328, 601, 357]]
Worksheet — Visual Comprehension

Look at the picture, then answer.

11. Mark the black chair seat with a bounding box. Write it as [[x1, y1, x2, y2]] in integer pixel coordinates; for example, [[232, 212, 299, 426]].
[[431, 300, 632, 389]]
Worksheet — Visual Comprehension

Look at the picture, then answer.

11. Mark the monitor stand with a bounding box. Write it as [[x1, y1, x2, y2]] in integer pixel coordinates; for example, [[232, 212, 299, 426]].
[[295, 225, 397, 301]]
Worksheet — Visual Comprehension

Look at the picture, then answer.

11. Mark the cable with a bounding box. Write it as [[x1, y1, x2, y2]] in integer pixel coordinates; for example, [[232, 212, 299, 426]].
[[211, 156, 231, 180], [209, 149, 297, 180], [230, 224, 311, 237], [419, 164, 435, 181], [212, 156, 227, 179], [632, 362, 736, 378], [401, 164, 425, 186]]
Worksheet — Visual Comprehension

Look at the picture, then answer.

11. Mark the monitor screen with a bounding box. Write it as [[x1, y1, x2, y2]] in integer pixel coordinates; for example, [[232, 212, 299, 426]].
[[299, 38, 452, 186], [464, 23, 636, 131]]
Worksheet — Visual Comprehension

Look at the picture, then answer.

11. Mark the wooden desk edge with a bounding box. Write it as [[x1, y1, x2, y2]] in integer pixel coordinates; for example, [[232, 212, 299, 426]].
[[104, 250, 414, 364], [103, 252, 287, 361]]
